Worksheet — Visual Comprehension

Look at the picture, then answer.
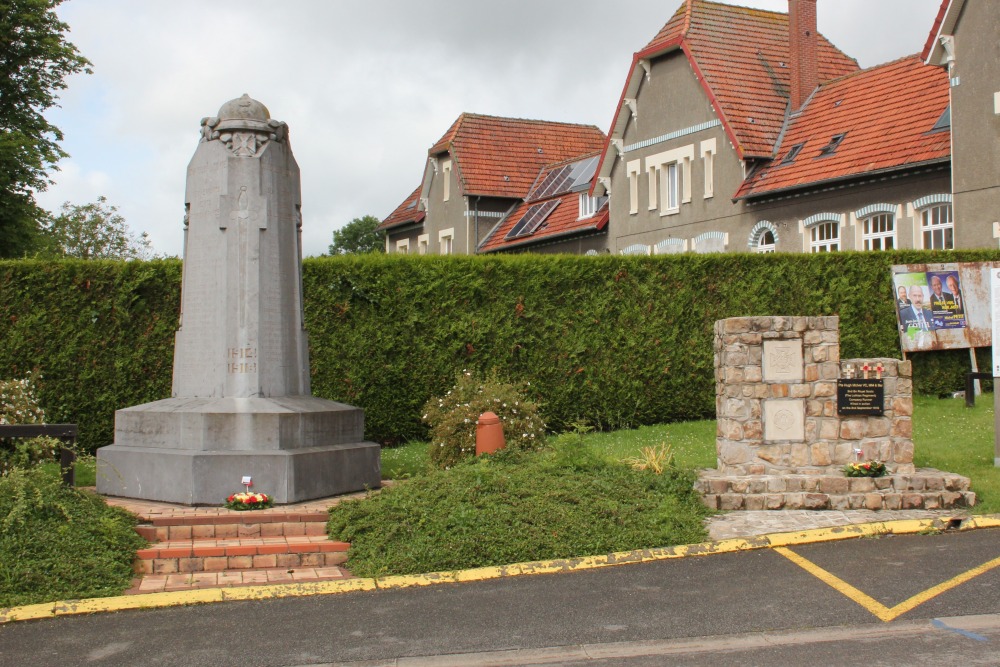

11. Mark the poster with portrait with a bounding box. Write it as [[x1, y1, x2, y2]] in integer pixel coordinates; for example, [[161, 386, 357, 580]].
[[892, 262, 997, 353]]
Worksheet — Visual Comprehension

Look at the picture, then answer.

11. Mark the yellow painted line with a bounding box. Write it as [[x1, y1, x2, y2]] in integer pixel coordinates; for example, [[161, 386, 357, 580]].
[[1, 514, 996, 624], [775, 546, 1000, 622], [0, 578, 377, 624], [774, 546, 897, 622]]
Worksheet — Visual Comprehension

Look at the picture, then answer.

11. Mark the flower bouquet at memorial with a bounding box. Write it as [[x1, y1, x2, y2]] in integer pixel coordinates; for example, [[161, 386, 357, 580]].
[[225, 491, 273, 511], [843, 459, 887, 478]]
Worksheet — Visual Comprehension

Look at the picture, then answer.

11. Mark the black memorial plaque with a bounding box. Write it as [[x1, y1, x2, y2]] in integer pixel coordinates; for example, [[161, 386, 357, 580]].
[[837, 379, 884, 416]]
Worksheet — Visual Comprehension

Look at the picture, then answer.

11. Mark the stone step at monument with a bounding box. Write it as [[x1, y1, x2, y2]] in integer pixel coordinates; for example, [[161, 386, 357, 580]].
[[133, 511, 329, 542], [127, 566, 353, 594], [696, 469, 975, 511], [133, 535, 349, 575]]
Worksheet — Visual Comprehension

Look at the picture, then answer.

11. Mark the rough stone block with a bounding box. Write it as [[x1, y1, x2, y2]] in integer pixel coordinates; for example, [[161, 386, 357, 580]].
[[829, 495, 851, 510], [883, 493, 902, 510], [804, 494, 829, 510], [820, 476, 849, 494], [901, 493, 924, 509], [849, 477, 876, 492], [892, 397, 913, 416], [863, 493, 884, 510], [840, 420, 865, 440], [760, 494, 782, 509], [719, 441, 750, 465], [891, 418, 913, 438], [820, 419, 840, 440], [783, 493, 805, 509], [744, 495, 765, 510], [790, 444, 810, 468], [865, 418, 890, 438], [814, 382, 836, 397]]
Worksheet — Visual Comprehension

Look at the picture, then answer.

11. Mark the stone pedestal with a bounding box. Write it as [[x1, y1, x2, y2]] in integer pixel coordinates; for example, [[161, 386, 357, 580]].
[[704, 316, 973, 510], [97, 95, 380, 504]]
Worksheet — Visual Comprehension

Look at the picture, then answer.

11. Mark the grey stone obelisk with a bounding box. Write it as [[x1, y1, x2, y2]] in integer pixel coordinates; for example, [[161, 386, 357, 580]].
[[97, 95, 380, 504]]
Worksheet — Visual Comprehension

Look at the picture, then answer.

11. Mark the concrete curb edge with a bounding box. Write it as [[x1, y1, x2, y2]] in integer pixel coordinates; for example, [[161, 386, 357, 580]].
[[2, 513, 997, 624]]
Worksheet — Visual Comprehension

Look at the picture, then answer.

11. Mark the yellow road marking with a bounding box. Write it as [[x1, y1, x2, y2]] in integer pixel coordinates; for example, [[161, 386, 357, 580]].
[[774, 546, 1000, 622], [1, 516, 996, 624]]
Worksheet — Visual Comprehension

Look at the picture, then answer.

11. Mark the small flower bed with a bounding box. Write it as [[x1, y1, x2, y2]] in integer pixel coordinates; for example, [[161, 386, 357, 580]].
[[843, 459, 888, 478], [422, 370, 546, 469], [225, 491, 273, 511]]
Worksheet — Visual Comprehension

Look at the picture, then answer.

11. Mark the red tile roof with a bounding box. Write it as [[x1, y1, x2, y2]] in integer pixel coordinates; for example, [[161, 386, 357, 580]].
[[378, 185, 424, 230], [922, 0, 953, 63], [639, 0, 859, 158], [429, 113, 607, 199], [479, 153, 608, 253], [735, 55, 950, 199]]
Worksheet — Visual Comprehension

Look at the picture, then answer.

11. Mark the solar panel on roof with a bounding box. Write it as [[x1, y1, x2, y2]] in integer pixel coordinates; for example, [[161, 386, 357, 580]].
[[528, 164, 574, 201], [505, 200, 560, 240], [569, 156, 599, 192]]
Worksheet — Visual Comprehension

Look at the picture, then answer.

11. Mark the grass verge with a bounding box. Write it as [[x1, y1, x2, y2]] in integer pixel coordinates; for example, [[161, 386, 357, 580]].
[[0, 467, 146, 608], [331, 440, 710, 578], [913, 394, 999, 514]]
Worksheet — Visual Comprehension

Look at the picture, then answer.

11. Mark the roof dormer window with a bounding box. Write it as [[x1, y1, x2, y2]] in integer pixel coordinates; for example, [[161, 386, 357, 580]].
[[818, 133, 846, 157], [780, 143, 805, 165]]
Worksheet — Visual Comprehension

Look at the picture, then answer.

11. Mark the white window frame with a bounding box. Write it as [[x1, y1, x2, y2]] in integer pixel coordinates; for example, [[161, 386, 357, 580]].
[[578, 193, 600, 219], [862, 213, 896, 251], [700, 138, 716, 199], [920, 203, 954, 250], [810, 222, 840, 252], [395, 238, 410, 254], [439, 228, 454, 255], [646, 145, 694, 217], [417, 233, 429, 255], [442, 160, 452, 201], [626, 159, 641, 215]]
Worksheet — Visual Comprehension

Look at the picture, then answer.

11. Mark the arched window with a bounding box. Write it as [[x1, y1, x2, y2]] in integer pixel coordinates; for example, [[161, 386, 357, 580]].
[[863, 214, 895, 250], [810, 222, 839, 252], [916, 197, 953, 250], [748, 221, 778, 254]]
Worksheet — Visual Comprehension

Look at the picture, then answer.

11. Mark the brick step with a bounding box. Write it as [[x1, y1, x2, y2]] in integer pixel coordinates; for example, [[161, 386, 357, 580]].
[[134, 512, 329, 542], [128, 566, 352, 594], [133, 536, 350, 575]]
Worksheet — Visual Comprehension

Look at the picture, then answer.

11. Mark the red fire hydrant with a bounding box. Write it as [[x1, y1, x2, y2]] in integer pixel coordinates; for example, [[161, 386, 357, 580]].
[[476, 411, 506, 456]]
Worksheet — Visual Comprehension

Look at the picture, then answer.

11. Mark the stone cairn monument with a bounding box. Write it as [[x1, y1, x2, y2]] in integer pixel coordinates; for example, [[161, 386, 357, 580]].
[[97, 95, 381, 505], [695, 316, 974, 511]]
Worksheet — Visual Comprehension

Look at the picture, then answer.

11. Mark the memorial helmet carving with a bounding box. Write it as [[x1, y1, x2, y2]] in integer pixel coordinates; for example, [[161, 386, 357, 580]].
[[215, 94, 271, 132]]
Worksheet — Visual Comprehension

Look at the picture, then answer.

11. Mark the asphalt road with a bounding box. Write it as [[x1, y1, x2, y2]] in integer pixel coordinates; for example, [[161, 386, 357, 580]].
[[0, 528, 997, 667]]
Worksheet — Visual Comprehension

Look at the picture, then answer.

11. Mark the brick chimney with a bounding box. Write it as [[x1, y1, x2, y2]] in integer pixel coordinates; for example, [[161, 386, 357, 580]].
[[788, 0, 818, 111]]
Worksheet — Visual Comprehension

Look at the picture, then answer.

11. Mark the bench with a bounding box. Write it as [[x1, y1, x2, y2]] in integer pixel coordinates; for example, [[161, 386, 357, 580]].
[[0, 424, 79, 485]]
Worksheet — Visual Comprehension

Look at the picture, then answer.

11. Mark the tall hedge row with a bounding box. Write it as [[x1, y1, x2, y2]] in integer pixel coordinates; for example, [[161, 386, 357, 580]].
[[1, 251, 997, 451]]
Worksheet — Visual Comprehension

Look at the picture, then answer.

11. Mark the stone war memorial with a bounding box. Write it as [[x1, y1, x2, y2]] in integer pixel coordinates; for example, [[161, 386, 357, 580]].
[[696, 316, 975, 511], [97, 95, 381, 505]]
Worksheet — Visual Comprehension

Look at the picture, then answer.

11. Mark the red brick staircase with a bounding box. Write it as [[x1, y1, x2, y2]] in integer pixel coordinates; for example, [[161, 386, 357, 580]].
[[103, 495, 364, 594]]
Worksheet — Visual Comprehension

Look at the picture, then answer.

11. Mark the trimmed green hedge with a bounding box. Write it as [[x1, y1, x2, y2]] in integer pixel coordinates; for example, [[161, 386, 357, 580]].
[[1, 251, 997, 451]]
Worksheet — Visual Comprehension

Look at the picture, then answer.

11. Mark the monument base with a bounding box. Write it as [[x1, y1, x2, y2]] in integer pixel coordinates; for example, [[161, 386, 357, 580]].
[[96, 396, 381, 505], [696, 468, 975, 511]]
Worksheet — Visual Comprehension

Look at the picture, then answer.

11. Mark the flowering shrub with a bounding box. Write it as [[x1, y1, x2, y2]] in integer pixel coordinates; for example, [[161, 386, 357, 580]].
[[0, 374, 62, 475], [843, 459, 888, 478], [225, 491, 273, 511], [423, 370, 546, 469]]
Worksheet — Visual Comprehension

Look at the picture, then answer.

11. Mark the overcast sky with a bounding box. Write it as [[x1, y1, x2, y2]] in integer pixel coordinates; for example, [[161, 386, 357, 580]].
[[38, 0, 943, 257]]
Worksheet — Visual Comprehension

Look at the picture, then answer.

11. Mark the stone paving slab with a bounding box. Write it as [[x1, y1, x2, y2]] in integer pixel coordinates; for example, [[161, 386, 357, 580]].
[[705, 508, 968, 541]]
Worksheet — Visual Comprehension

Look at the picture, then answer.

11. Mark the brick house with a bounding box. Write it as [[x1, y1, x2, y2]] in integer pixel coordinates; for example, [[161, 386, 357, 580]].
[[379, 114, 606, 255]]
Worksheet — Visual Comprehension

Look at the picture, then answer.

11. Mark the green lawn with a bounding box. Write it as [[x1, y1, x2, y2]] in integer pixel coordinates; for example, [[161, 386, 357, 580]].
[[382, 395, 999, 514], [912, 394, 999, 514]]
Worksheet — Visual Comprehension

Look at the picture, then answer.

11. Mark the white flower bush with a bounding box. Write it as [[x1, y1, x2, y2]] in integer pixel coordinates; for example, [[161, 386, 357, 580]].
[[0, 374, 61, 475], [423, 370, 546, 469]]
